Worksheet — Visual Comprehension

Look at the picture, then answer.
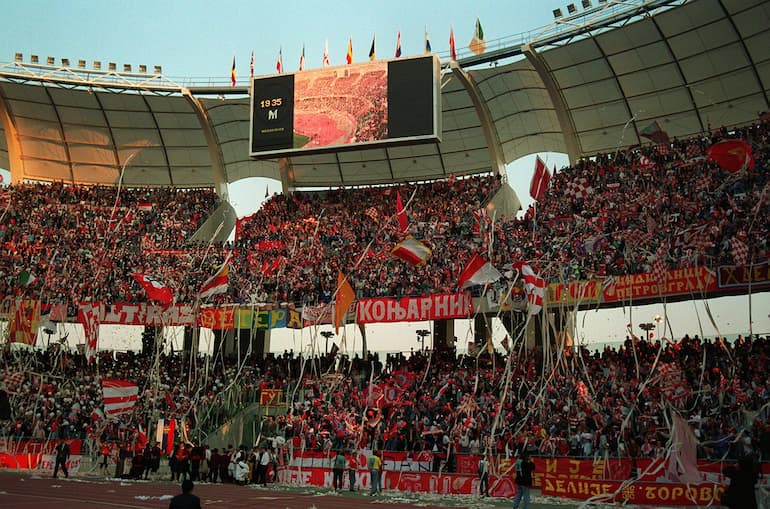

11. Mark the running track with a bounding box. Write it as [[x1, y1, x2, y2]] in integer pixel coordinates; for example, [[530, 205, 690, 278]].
[[0, 473, 498, 509]]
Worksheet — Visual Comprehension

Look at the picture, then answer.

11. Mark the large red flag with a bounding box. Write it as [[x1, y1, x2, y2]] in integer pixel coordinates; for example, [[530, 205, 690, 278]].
[[396, 192, 408, 232], [529, 156, 551, 201], [132, 273, 173, 304], [707, 139, 754, 173]]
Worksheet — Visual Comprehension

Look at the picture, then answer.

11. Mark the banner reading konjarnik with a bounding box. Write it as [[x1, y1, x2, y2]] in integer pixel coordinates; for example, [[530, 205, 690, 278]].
[[356, 293, 472, 323]]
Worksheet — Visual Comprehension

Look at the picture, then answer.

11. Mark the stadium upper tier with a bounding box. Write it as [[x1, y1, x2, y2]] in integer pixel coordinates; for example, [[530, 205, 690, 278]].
[[1, 119, 768, 306], [1, 0, 768, 188]]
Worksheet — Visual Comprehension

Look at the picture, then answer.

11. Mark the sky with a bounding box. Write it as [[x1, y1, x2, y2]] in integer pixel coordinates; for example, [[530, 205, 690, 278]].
[[0, 1, 768, 355]]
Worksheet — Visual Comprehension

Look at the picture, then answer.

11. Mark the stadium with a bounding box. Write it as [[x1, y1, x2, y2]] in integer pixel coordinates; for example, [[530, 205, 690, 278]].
[[0, 0, 769, 507]]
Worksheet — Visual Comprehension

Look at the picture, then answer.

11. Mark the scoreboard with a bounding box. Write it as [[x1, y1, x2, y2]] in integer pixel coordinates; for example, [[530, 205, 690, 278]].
[[249, 55, 441, 158]]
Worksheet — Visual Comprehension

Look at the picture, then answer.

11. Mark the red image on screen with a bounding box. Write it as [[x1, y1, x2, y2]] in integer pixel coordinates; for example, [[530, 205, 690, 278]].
[[292, 61, 388, 149]]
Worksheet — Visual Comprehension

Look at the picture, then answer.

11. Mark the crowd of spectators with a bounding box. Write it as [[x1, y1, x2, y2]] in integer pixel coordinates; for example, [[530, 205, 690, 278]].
[[1, 119, 767, 308], [0, 184, 219, 305], [3, 333, 769, 467]]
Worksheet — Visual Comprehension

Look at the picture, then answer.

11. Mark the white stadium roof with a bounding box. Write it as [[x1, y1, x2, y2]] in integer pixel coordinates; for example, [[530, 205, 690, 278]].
[[0, 0, 767, 191]]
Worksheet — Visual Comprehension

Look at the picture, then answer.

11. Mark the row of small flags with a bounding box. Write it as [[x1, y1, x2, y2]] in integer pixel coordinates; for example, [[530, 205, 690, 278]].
[[230, 18, 486, 86]]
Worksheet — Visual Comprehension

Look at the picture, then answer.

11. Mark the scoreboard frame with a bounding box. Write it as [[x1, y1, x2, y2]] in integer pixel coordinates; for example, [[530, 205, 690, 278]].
[[249, 54, 441, 159]]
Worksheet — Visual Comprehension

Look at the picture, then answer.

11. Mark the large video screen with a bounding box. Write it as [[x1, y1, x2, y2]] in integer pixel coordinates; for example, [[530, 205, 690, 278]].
[[249, 55, 440, 158]]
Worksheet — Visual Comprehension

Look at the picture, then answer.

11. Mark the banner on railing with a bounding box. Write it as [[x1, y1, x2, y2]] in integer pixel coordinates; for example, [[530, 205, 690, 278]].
[[291, 450, 433, 472], [541, 476, 724, 506], [549, 266, 718, 305], [717, 261, 770, 289], [356, 293, 472, 323], [259, 389, 283, 406]]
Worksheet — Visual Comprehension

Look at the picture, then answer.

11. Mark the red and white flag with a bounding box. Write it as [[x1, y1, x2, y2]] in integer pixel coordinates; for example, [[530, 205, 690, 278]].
[[514, 263, 546, 315], [529, 156, 551, 201], [457, 254, 502, 289], [78, 302, 102, 363], [391, 236, 431, 266], [136, 202, 153, 212], [133, 273, 173, 304], [731, 237, 749, 265], [102, 379, 139, 418], [564, 177, 593, 200], [276, 48, 283, 73], [199, 256, 231, 299], [653, 247, 667, 284], [396, 192, 408, 232]]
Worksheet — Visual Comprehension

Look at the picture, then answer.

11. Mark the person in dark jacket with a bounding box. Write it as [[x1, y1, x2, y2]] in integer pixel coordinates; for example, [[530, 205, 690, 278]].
[[512, 452, 535, 509], [721, 456, 759, 509], [168, 479, 201, 509]]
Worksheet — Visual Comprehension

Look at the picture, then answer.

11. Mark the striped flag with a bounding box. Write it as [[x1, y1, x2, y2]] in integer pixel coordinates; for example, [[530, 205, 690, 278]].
[[468, 18, 486, 55], [391, 236, 431, 266], [156, 418, 176, 456], [198, 255, 231, 299], [346, 37, 353, 65], [425, 26, 431, 53], [323, 39, 330, 67], [102, 379, 139, 418], [514, 263, 546, 315], [394, 31, 402, 58], [369, 34, 376, 61], [250, 50, 254, 78], [230, 55, 236, 87], [276, 48, 283, 73]]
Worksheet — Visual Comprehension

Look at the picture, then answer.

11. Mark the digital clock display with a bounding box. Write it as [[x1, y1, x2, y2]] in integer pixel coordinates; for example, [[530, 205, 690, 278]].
[[259, 98, 283, 108]]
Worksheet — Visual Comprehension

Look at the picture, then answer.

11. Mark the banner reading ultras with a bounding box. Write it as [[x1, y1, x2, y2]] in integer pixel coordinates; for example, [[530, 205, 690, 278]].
[[356, 293, 472, 323], [249, 54, 440, 157]]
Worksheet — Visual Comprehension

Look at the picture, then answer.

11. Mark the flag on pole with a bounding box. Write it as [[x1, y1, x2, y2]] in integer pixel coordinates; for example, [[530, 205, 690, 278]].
[[391, 236, 431, 266], [276, 48, 283, 73], [425, 26, 432, 53], [199, 256, 231, 299], [640, 120, 670, 146], [78, 302, 102, 362], [334, 271, 356, 334], [457, 254, 503, 289], [265, 185, 269, 198], [299, 45, 305, 71], [156, 418, 176, 456], [707, 139, 755, 173], [102, 379, 139, 418], [468, 18, 486, 55], [514, 263, 546, 315], [396, 192, 408, 232], [529, 156, 551, 201], [323, 39, 330, 67], [346, 37, 353, 64], [394, 31, 402, 58], [132, 273, 173, 304], [449, 26, 457, 61], [250, 50, 254, 78], [8, 299, 40, 345], [369, 34, 376, 61], [230, 55, 236, 87], [17, 269, 37, 287]]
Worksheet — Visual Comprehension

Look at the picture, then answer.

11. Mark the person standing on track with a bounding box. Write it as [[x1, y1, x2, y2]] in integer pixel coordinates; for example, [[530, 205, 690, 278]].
[[53, 441, 70, 478], [511, 452, 535, 509]]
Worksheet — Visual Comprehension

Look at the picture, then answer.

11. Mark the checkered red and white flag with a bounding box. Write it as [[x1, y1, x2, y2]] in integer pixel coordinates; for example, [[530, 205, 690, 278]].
[[564, 177, 593, 200], [731, 237, 749, 265], [365, 206, 378, 221]]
